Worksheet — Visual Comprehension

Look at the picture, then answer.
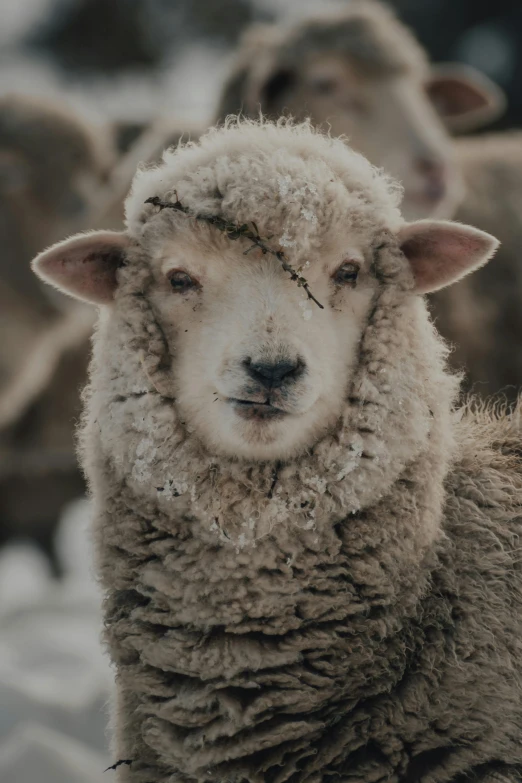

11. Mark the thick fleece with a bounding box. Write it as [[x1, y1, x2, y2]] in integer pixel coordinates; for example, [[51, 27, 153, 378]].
[[79, 123, 522, 783]]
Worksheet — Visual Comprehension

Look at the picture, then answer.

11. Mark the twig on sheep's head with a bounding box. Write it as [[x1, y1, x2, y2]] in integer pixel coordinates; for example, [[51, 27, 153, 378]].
[[145, 195, 324, 309], [104, 759, 133, 772]]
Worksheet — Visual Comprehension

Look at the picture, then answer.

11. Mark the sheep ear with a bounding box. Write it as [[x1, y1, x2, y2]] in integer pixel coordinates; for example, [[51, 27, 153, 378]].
[[426, 64, 506, 132], [32, 230, 130, 305], [398, 220, 499, 294]]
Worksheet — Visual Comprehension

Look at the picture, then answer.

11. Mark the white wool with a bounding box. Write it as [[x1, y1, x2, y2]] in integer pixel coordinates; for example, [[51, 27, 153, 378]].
[[124, 119, 403, 239]]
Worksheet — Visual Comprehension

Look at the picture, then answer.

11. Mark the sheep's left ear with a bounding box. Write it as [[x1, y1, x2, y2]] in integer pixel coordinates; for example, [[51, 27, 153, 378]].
[[426, 64, 506, 132], [398, 220, 499, 294], [32, 230, 130, 305]]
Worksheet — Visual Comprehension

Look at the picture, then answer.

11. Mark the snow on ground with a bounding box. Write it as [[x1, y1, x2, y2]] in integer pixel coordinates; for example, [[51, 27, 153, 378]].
[[0, 498, 113, 783]]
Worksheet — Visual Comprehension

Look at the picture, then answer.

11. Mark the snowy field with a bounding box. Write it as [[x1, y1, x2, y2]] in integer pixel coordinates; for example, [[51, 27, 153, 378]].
[[0, 499, 113, 783]]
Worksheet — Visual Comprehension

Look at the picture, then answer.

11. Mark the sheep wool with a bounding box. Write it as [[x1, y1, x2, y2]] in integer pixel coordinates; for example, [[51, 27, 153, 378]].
[[77, 122, 522, 783]]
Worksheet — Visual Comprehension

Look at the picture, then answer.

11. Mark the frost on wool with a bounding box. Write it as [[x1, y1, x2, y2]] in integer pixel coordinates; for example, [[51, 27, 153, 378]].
[[75, 121, 522, 783]]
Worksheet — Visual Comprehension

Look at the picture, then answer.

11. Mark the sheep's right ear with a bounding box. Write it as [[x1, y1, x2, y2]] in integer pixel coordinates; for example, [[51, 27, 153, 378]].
[[426, 64, 506, 132], [398, 219, 499, 294], [32, 230, 130, 305]]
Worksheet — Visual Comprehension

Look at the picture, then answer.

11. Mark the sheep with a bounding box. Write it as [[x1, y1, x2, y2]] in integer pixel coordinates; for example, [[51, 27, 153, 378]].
[[0, 93, 113, 314], [0, 93, 112, 393], [31, 119, 522, 783], [214, 2, 522, 398], [215, 1, 504, 223], [0, 93, 113, 562]]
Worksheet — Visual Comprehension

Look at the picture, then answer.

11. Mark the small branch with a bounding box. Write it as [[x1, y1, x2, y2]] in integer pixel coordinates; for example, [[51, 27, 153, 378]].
[[104, 759, 133, 772], [145, 195, 324, 309]]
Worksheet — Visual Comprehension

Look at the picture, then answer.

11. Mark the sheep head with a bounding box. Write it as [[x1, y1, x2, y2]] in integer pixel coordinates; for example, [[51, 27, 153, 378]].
[[216, 2, 505, 221], [32, 122, 497, 476]]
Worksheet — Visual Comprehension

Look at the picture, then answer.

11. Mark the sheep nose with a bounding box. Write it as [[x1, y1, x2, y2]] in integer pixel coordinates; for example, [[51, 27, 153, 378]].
[[415, 157, 447, 201], [415, 156, 445, 180], [243, 358, 305, 389]]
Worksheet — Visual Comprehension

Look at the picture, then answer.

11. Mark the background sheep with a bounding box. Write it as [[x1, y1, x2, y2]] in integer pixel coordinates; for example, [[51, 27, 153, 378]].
[[0, 94, 113, 322], [31, 121, 522, 783], [93, 120, 200, 231], [215, 1, 522, 398], [215, 1, 505, 222], [432, 133, 522, 397], [100, 1, 504, 236], [0, 94, 114, 567]]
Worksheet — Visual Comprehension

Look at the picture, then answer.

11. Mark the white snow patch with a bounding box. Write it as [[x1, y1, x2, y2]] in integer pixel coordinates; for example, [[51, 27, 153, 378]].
[[277, 175, 293, 198], [279, 231, 296, 248], [133, 437, 158, 482], [300, 207, 318, 225]]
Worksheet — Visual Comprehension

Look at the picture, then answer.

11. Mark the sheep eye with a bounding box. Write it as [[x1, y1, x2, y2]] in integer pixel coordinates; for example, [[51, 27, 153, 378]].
[[168, 270, 198, 292], [333, 261, 360, 286], [310, 76, 339, 95]]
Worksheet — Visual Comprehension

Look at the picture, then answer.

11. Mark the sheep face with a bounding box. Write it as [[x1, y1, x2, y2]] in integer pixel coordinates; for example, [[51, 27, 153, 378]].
[[260, 57, 463, 222], [147, 229, 376, 461], [32, 123, 498, 469]]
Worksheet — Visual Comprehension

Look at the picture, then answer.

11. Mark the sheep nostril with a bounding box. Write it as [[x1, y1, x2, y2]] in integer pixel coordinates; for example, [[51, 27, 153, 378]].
[[415, 157, 445, 179], [244, 359, 305, 389]]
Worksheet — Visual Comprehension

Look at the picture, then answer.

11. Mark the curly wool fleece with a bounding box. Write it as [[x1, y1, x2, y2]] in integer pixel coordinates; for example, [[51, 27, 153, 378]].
[[82, 122, 522, 782]]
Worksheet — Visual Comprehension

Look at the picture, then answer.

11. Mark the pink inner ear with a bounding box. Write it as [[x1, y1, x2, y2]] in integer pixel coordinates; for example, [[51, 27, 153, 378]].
[[34, 231, 129, 305], [399, 222, 498, 295], [427, 76, 488, 118], [68, 245, 124, 304]]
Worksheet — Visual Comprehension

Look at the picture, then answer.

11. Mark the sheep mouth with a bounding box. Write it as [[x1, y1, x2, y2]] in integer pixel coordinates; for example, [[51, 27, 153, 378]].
[[228, 398, 288, 421]]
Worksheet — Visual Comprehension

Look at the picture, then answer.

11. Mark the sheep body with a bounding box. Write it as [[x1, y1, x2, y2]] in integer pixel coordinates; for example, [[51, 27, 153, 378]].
[[94, 402, 522, 783], [37, 122, 522, 782]]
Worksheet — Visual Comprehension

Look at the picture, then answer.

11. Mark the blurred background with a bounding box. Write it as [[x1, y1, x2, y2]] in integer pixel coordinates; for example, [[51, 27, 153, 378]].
[[1, 0, 521, 128], [0, 1, 521, 781]]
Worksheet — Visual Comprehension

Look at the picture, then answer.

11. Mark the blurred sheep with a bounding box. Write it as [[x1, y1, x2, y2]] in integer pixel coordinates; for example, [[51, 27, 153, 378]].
[[215, 1, 522, 398], [0, 94, 114, 568], [215, 1, 504, 222], [93, 120, 199, 231], [432, 133, 522, 398]]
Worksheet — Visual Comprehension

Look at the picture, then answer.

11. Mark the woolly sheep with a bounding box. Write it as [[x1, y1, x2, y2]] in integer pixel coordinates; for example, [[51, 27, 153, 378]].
[[32, 120, 522, 783], [215, 2, 522, 397]]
